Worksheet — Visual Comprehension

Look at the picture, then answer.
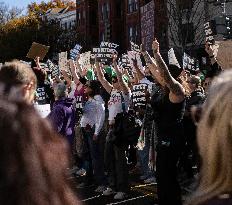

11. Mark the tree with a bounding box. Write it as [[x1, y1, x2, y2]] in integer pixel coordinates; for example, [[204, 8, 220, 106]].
[[0, 2, 23, 25], [167, 0, 206, 55], [27, 0, 76, 16]]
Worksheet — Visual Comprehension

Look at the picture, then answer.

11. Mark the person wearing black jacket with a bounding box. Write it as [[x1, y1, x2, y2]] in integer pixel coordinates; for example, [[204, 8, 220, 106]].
[[181, 75, 205, 179]]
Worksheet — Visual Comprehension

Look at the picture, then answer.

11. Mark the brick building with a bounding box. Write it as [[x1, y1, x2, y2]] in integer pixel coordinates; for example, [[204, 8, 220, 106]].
[[76, 0, 168, 52], [76, 0, 99, 50]]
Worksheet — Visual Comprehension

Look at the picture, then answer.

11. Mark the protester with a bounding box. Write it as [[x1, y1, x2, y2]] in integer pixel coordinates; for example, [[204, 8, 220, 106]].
[[79, 80, 106, 192], [141, 39, 186, 205], [0, 60, 37, 104], [0, 96, 80, 205], [47, 82, 75, 150], [187, 69, 232, 205], [95, 55, 131, 200]]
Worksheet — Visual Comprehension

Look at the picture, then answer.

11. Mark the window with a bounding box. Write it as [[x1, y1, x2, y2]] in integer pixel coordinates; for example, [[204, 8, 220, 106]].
[[101, 3, 110, 20], [128, 0, 138, 13], [128, 25, 139, 43], [181, 23, 194, 44]]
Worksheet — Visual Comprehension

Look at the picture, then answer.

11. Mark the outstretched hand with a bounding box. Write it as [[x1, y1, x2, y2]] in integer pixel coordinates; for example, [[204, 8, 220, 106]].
[[152, 39, 160, 54], [205, 42, 214, 56]]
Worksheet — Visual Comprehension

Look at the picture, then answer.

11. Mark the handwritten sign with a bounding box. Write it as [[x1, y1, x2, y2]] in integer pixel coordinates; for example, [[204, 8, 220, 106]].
[[140, 1, 155, 51], [132, 83, 148, 108], [47, 59, 60, 78], [79, 51, 91, 68], [70, 44, 82, 60], [204, 21, 215, 44], [183, 53, 199, 72], [36, 86, 47, 104], [59, 52, 68, 71], [92, 41, 119, 64]]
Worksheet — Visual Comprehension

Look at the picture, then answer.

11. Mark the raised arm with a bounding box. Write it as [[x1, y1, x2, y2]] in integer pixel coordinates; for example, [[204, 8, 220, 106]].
[[61, 69, 71, 88], [132, 58, 145, 81], [140, 45, 164, 85], [69, 59, 80, 84], [95, 57, 113, 94], [112, 54, 130, 94], [205, 42, 217, 65], [152, 39, 185, 103]]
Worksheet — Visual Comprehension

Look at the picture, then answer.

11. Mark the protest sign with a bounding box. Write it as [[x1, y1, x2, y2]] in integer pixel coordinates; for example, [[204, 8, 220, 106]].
[[140, 1, 155, 51], [70, 44, 82, 60], [204, 21, 215, 44], [118, 54, 131, 69], [46, 59, 60, 78], [92, 41, 119, 64], [132, 83, 148, 108], [34, 104, 51, 118], [36, 86, 47, 104], [79, 51, 91, 68], [59, 51, 68, 71], [130, 41, 140, 53], [183, 53, 199, 72], [27, 42, 50, 60], [168, 48, 180, 68]]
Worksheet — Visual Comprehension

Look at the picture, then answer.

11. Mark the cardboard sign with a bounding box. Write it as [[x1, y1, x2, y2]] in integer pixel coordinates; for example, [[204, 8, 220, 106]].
[[27, 42, 49, 60], [59, 52, 68, 71], [92, 41, 119, 64], [168, 48, 180, 68], [204, 21, 215, 44], [183, 53, 199, 72], [140, 1, 155, 51], [70, 44, 82, 60], [34, 104, 51, 118], [79, 51, 91, 68], [130, 41, 140, 53], [132, 83, 148, 108]]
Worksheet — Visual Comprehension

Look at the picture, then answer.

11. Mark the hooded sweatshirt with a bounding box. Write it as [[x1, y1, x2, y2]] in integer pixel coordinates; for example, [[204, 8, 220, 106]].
[[48, 98, 75, 147]]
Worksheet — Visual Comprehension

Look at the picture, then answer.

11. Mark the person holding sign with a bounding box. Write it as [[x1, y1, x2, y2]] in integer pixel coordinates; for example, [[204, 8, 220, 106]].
[[95, 54, 131, 200], [141, 39, 186, 205]]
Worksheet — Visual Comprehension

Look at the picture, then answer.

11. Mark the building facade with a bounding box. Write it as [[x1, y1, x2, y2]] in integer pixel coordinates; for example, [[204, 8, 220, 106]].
[[76, 0, 99, 50]]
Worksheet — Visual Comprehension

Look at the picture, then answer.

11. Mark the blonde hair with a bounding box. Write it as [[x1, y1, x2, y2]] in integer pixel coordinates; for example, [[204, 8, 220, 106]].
[[187, 70, 232, 205]]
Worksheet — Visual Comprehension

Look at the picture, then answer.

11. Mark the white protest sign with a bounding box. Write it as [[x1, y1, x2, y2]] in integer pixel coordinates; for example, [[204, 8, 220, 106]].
[[132, 83, 148, 108], [70, 44, 82, 60], [59, 52, 68, 71], [47, 59, 60, 78], [168, 48, 180, 68], [79, 51, 91, 68], [34, 104, 51, 118], [204, 21, 215, 44], [92, 42, 119, 64], [183, 53, 199, 72], [130, 41, 140, 53]]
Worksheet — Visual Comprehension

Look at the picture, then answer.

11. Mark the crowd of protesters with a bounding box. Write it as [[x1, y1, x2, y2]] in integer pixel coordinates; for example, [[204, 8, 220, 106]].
[[1, 38, 232, 205]]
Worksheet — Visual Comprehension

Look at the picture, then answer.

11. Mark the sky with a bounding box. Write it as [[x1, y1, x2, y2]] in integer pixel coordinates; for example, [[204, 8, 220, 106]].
[[2, 0, 49, 12]]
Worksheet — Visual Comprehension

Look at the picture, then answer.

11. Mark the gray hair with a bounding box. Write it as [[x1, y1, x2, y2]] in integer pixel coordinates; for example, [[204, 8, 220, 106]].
[[53, 83, 67, 99]]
